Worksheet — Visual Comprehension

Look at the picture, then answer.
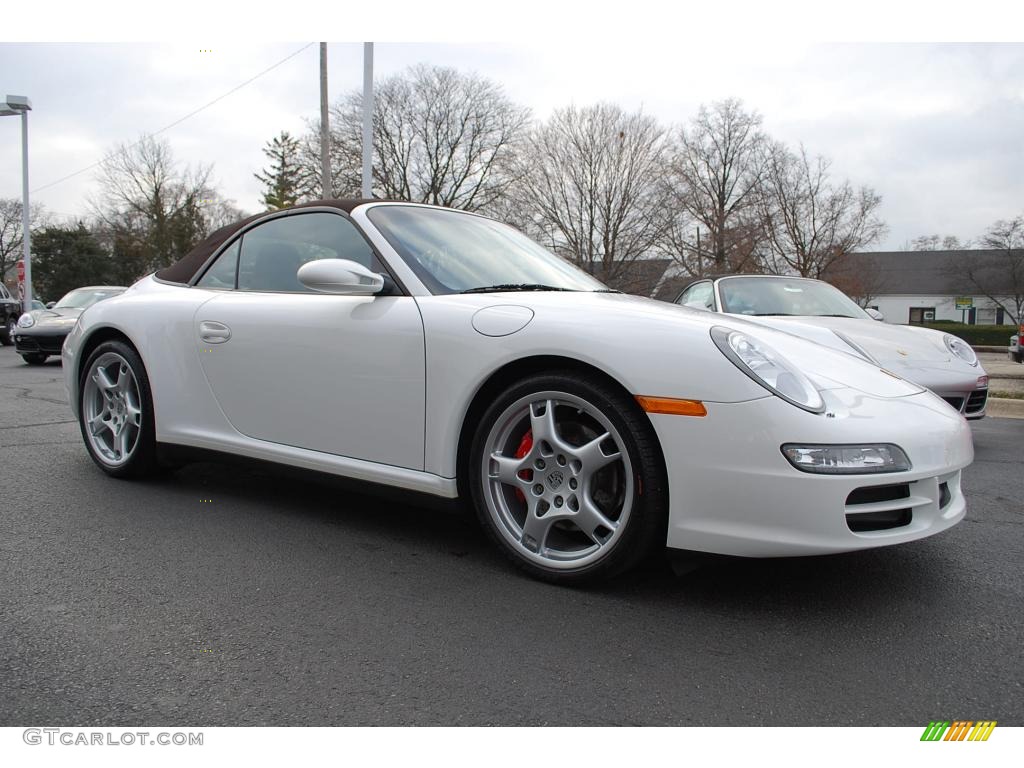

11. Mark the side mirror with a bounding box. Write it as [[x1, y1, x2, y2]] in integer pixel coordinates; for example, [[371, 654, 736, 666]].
[[297, 259, 384, 295], [865, 307, 884, 321], [45, 301, 56, 309]]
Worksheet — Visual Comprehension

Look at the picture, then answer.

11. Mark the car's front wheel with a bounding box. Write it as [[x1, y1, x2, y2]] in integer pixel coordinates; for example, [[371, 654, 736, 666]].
[[78, 340, 158, 478], [469, 372, 668, 584]]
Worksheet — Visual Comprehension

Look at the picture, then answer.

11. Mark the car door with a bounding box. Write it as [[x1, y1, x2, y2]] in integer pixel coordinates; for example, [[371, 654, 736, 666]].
[[193, 210, 425, 470]]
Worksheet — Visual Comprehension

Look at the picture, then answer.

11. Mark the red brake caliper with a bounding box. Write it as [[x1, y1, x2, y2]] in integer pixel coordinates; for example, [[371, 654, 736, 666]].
[[513, 429, 533, 503]]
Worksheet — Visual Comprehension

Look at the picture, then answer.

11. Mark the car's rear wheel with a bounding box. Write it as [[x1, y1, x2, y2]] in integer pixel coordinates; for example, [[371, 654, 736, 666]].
[[78, 341, 158, 478], [22, 353, 47, 365], [1, 317, 14, 345], [469, 372, 668, 584]]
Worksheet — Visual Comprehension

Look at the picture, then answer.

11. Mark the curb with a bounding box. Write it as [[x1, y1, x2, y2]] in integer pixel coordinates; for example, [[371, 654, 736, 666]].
[[985, 397, 1024, 420], [973, 345, 1009, 353]]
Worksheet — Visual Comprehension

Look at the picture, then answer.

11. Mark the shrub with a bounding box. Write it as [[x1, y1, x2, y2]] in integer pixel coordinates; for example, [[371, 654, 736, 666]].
[[919, 321, 1013, 346]]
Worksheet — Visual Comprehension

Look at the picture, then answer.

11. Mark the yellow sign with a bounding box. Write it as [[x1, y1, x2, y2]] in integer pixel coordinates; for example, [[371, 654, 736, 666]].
[[955, 297, 974, 309]]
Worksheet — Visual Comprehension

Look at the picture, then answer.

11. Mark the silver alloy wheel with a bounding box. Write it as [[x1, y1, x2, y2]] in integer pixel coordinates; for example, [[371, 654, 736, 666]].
[[481, 391, 634, 569], [82, 352, 143, 467]]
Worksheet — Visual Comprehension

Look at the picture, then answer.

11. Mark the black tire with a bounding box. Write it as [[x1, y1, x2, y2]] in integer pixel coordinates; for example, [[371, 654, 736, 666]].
[[0, 317, 13, 346], [468, 371, 668, 585], [77, 340, 159, 478], [22, 353, 47, 365]]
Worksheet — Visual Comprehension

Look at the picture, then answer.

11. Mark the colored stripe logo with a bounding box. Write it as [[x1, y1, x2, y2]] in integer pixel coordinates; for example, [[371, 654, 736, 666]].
[[921, 721, 997, 741]]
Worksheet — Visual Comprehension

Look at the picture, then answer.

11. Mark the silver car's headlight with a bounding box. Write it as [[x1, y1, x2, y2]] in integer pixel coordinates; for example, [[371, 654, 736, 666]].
[[944, 334, 977, 366], [17, 313, 34, 328], [711, 326, 825, 413], [781, 444, 912, 474]]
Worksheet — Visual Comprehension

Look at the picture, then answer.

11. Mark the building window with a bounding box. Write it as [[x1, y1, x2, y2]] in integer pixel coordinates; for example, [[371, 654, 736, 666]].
[[976, 307, 996, 325], [909, 307, 935, 325]]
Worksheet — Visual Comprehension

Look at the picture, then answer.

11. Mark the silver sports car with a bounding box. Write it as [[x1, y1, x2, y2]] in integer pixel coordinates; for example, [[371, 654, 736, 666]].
[[675, 275, 989, 419]]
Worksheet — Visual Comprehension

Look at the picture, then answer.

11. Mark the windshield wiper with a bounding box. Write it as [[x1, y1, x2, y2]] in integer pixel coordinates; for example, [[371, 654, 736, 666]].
[[461, 283, 575, 294], [749, 312, 799, 316]]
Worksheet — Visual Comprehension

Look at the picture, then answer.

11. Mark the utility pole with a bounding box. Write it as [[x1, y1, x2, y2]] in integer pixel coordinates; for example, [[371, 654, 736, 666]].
[[1, 95, 33, 312], [361, 42, 374, 199], [695, 227, 701, 277], [319, 42, 331, 199]]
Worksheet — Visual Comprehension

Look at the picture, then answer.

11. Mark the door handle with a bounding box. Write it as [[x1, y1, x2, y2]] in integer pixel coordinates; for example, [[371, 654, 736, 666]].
[[199, 321, 232, 344]]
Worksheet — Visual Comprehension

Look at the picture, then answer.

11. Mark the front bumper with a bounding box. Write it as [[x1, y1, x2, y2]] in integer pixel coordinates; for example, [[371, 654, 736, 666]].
[[650, 387, 973, 557], [13, 327, 71, 356], [878, 359, 988, 419]]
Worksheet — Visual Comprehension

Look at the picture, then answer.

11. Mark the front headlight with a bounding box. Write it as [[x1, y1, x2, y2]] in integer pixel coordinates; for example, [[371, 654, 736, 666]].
[[17, 313, 34, 328], [781, 444, 912, 474], [944, 334, 977, 366], [711, 326, 825, 413]]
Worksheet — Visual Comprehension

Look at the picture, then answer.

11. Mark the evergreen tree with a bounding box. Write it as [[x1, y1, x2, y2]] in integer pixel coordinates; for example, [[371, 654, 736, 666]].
[[31, 223, 114, 301], [254, 131, 309, 209]]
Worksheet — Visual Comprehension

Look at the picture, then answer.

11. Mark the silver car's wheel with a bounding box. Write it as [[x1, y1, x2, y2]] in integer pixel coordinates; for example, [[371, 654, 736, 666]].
[[470, 372, 668, 583], [481, 391, 634, 569], [78, 340, 158, 478], [82, 351, 144, 467]]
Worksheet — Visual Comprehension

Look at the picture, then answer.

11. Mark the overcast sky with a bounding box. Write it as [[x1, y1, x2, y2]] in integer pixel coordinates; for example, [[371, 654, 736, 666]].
[[1, 41, 1021, 249]]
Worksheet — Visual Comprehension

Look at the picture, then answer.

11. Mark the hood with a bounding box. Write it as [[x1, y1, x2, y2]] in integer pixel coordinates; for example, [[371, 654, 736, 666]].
[[26, 307, 84, 327], [460, 291, 926, 400], [738, 315, 968, 367]]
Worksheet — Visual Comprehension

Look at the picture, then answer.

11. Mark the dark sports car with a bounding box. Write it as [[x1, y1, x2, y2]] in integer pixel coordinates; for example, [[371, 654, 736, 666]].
[[14, 286, 126, 365]]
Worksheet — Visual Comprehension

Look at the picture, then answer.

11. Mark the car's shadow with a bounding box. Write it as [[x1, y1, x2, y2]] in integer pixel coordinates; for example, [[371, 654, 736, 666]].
[[138, 453, 964, 622]]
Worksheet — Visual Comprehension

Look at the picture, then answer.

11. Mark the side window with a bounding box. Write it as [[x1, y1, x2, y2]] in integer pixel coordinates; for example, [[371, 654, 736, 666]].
[[678, 282, 714, 311], [0, 285, 9, 299], [237, 212, 381, 293], [196, 239, 241, 289]]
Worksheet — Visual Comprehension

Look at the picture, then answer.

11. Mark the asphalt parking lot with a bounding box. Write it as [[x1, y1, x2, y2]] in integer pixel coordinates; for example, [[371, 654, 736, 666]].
[[1, 349, 1021, 726]]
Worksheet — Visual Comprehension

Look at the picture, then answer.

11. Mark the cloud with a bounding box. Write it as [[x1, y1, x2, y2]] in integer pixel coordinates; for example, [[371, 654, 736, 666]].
[[0, 41, 1021, 247]]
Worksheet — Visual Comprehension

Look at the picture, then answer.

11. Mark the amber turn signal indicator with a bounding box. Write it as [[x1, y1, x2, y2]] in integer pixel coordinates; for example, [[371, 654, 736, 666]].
[[635, 396, 707, 417]]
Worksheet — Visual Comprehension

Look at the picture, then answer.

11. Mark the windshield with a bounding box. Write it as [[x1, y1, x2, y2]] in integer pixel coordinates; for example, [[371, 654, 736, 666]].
[[55, 288, 125, 310], [366, 205, 608, 295], [718, 277, 868, 319]]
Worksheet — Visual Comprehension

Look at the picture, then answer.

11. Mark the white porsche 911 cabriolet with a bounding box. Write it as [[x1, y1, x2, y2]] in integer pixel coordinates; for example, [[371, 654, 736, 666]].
[[63, 200, 973, 584]]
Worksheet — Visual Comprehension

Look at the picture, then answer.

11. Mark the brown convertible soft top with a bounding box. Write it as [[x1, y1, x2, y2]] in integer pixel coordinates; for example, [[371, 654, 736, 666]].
[[154, 199, 376, 284]]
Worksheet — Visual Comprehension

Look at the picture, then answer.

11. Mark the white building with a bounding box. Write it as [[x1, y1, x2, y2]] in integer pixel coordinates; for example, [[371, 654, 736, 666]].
[[836, 249, 1020, 326]]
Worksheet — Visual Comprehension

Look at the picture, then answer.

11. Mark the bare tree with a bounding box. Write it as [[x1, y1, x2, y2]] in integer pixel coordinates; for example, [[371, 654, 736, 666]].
[[662, 99, 767, 274], [91, 136, 235, 278], [514, 103, 669, 286], [824, 253, 887, 308], [907, 234, 967, 251], [0, 198, 46, 283], [964, 215, 1024, 324], [304, 64, 531, 212], [758, 143, 886, 278]]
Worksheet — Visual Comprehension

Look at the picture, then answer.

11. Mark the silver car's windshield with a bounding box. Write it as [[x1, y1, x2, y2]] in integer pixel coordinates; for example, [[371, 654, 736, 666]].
[[366, 205, 608, 295], [718, 277, 868, 319], [54, 288, 124, 310]]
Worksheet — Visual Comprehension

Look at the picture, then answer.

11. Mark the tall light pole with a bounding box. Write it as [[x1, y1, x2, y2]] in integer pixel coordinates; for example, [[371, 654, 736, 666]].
[[1, 95, 32, 313], [361, 42, 373, 199], [319, 43, 331, 199]]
